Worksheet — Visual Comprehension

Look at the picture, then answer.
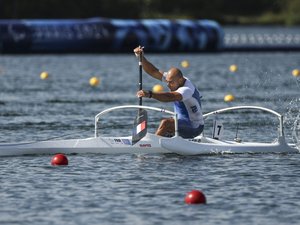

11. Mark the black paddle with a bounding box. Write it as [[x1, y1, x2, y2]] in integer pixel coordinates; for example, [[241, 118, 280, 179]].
[[132, 48, 148, 145]]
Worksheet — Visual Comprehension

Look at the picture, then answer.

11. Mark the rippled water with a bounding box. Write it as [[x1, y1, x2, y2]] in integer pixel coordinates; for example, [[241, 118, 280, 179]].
[[0, 51, 300, 224]]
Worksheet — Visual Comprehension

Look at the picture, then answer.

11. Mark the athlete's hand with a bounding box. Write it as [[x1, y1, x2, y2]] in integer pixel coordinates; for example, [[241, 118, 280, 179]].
[[134, 46, 144, 57], [136, 90, 150, 98]]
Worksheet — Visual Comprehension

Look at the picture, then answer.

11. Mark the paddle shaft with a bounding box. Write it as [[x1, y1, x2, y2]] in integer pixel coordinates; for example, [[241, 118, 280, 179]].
[[132, 52, 147, 145], [138, 53, 142, 106]]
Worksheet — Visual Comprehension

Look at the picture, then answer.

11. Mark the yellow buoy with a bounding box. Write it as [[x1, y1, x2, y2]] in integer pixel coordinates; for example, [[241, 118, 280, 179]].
[[152, 84, 164, 93], [181, 60, 190, 68], [40, 71, 49, 80], [89, 76, 100, 87], [292, 69, 300, 77], [229, 64, 238, 72], [224, 94, 235, 102]]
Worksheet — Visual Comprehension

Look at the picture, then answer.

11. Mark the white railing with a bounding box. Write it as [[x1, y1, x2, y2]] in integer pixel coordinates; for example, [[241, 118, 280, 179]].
[[203, 105, 284, 137], [94, 105, 177, 137], [94, 105, 284, 139]]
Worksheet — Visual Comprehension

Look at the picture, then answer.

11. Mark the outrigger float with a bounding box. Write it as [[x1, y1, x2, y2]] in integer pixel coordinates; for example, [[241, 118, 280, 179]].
[[0, 105, 299, 156]]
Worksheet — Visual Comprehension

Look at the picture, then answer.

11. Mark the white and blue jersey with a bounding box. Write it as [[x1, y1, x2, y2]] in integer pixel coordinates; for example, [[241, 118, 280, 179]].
[[174, 78, 204, 129]]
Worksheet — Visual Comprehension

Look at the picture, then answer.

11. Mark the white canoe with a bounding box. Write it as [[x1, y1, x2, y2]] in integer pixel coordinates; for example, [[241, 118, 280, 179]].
[[0, 105, 298, 156]]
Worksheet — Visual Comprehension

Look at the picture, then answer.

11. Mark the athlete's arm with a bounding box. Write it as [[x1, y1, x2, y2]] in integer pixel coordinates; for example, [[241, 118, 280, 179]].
[[137, 90, 182, 102], [141, 56, 163, 81], [151, 91, 182, 102], [133, 46, 163, 81]]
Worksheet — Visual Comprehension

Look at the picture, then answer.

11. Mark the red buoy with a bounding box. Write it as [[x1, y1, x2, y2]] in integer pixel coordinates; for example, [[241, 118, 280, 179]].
[[185, 190, 206, 204], [51, 154, 68, 166]]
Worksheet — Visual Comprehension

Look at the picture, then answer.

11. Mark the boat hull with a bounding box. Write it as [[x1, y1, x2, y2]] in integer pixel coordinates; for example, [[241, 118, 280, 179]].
[[0, 134, 170, 156], [161, 136, 299, 155], [0, 133, 298, 157]]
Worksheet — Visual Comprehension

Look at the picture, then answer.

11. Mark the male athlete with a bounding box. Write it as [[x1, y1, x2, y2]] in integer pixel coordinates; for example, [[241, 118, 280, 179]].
[[134, 46, 204, 138]]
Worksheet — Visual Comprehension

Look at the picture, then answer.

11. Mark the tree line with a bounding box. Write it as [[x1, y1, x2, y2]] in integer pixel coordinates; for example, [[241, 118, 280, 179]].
[[0, 0, 299, 25]]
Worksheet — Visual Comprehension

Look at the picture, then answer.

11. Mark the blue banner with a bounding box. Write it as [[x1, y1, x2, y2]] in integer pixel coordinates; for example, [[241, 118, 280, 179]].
[[0, 18, 223, 53]]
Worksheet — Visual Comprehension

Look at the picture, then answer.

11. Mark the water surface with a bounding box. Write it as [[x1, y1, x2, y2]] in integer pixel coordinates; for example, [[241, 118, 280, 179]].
[[0, 51, 300, 224]]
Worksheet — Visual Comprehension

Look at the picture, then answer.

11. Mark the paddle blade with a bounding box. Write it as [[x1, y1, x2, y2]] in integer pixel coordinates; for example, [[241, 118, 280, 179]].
[[132, 109, 148, 145]]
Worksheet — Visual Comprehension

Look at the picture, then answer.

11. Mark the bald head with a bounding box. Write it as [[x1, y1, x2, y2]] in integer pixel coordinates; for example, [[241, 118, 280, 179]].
[[167, 67, 183, 80], [165, 67, 185, 91]]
